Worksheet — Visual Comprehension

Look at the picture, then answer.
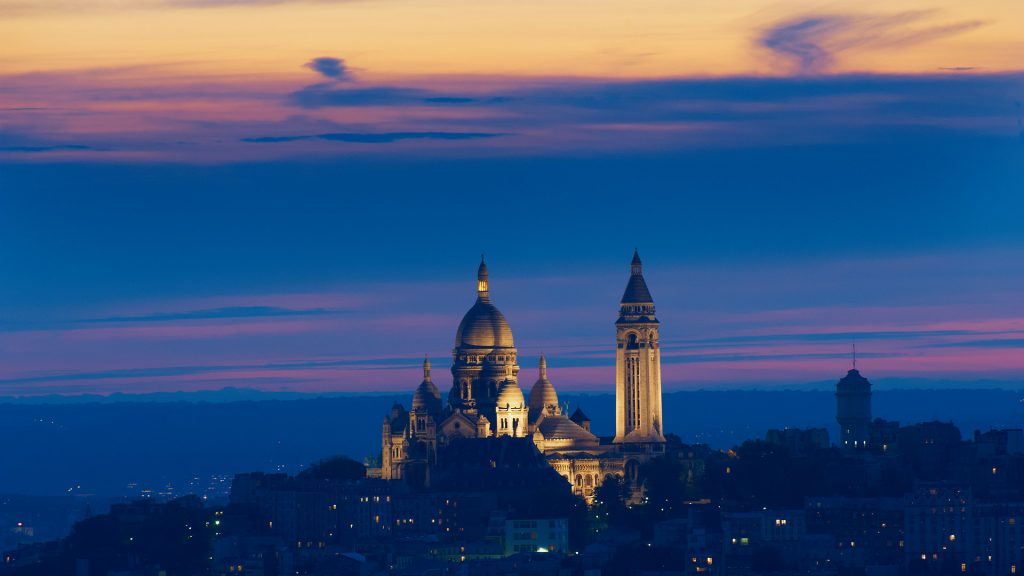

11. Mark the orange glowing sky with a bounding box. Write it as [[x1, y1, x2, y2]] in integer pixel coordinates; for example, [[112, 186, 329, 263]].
[[2, 0, 1024, 397], [3, 0, 1022, 79]]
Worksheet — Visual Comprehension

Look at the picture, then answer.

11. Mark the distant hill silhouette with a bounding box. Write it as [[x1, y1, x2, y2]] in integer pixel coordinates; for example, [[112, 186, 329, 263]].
[[0, 389, 1020, 496]]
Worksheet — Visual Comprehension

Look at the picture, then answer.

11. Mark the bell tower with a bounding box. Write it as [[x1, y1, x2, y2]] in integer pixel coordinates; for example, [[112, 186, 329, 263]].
[[614, 250, 666, 445]]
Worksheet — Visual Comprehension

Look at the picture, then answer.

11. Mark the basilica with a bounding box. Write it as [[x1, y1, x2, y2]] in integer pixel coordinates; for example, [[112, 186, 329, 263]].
[[370, 251, 667, 502]]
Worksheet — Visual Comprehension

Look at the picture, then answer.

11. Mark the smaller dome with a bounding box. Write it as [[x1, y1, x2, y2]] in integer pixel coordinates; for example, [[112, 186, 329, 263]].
[[537, 415, 598, 445], [411, 357, 442, 414], [528, 355, 560, 421], [496, 379, 525, 408]]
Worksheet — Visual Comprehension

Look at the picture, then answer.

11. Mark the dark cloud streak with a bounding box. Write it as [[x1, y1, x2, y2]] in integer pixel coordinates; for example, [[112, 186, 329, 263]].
[[759, 11, 984, 74], [0, 144, 93, 153], [289, 84, 509, 108], [304, 57, 350, 81], [80, 305, 346, 324], [242, 131, 504, 144], [0, 0, 359, 17]]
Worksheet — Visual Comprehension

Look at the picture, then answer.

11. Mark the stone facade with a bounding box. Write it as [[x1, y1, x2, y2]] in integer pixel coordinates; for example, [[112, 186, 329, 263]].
[[376, 253, 668, 502]]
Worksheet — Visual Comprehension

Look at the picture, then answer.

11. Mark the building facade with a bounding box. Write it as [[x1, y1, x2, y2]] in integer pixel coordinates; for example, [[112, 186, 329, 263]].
[[373, 252, 668, 501], [836, 367, 872, 449]]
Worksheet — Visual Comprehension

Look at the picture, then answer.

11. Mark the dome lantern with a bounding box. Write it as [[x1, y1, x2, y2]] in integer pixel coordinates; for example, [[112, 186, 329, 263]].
[[477, 254, 489, 301]]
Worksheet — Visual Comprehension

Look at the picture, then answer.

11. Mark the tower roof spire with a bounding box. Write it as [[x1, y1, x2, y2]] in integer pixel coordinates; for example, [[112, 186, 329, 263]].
[[477, 254, 490, 301], [423, 355, 432, 380], [621, 249, 654, 304], [538, 354, 547, 378]]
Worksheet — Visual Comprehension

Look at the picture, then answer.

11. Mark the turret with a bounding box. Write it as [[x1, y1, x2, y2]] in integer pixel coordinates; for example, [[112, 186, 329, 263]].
[[570, 407, 591, 432], [528, 355, 561, 425]]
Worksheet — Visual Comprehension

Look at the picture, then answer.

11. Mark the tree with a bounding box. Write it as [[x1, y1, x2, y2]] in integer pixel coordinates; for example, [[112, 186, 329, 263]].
[[639, 455, 688, 518], [593, 474, 629, 529], [297, 455, 366, 482]]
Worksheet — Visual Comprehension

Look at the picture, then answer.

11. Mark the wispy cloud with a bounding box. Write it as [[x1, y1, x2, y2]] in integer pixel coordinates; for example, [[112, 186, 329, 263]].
[[3, 56, 1022, 161], [0, 144, 93, 153], [304, 57, 351, 81], [0, 0, 358, 17], [0, 306, 349, 333], [288, 84, 507, 108], [80, 305, 346, 324], [759, 11, 985, 74], [242, 131, 504, 144], [0, 355, 424, 387], [925, 338, 1024, 349]]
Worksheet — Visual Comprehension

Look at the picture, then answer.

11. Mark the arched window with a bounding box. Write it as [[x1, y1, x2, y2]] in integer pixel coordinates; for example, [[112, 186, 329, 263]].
[[575, 474, 583, 487], [627, 333, 640, 350]]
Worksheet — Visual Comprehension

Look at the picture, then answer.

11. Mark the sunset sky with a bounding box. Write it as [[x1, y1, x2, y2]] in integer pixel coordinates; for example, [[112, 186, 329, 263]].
[[1, 0, 1022, 396]]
